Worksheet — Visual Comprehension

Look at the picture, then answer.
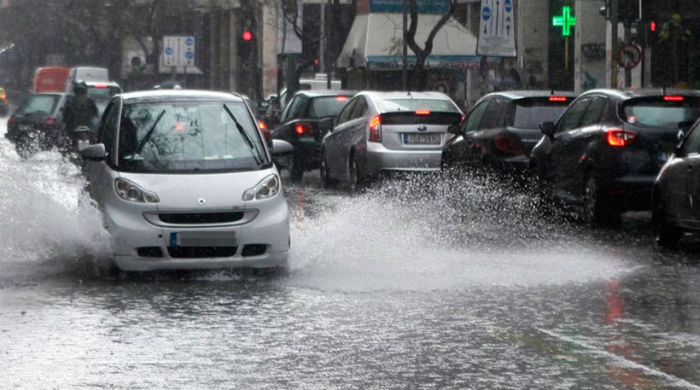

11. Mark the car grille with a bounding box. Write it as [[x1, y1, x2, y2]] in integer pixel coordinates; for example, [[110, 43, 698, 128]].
[[167, 246, 238, 258], [159, 212, 245, 224]]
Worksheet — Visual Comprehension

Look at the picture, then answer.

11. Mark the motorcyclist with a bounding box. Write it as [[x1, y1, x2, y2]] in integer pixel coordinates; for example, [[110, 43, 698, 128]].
[[63, 80, 98, 151]]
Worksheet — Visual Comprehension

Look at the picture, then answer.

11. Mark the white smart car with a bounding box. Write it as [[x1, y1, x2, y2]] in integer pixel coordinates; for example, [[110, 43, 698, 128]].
[[81, 90, 290, 272]]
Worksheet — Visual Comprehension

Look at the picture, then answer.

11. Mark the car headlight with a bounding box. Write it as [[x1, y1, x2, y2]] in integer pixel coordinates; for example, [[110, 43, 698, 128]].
[[114, 178, 159, 203], [243, 174, 280, 201]]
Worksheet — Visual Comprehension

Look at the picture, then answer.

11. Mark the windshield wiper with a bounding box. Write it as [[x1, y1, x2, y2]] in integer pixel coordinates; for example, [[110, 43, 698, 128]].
[[134, 109, 166, 155], [222, 104, 263, 165]]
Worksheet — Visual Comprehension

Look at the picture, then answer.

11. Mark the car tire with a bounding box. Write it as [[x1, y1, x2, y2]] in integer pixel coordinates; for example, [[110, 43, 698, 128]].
[[347, 155, 364, 193], [652, 198, 680, 248], [583, 176, 620, 227], [319, 153, 335, 189], [289, 153, 303, 183]]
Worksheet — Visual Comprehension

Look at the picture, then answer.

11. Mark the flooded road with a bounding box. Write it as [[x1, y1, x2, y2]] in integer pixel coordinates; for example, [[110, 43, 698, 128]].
[[1, 117, 700, 389]]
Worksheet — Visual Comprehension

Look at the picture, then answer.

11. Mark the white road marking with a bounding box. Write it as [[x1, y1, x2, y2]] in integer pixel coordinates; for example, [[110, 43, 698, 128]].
[[538, 328, 700, 390]]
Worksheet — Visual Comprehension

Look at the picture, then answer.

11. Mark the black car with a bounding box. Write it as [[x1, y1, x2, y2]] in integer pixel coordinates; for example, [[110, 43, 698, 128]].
[[5, 92, 69, 158], [651, 117, 700, 246], [530, 89, 700, 226], [271, 89, 354, 182], [443, 91, 576, 176]]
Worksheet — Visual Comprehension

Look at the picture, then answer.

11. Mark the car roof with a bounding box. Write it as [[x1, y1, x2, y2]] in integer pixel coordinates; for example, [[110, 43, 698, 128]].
[[360, 91, 453, 100], [292, 89, 356, 98], [120, 89, 244, 103], [580, 88, 700, 100], [481, 90, 577, 100]]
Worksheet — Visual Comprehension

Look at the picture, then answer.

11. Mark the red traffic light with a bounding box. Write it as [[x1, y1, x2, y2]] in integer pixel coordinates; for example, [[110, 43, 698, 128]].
[[649, 21, 656, 32], [314, 58, 319, 66], [242, 30, 253, 41]]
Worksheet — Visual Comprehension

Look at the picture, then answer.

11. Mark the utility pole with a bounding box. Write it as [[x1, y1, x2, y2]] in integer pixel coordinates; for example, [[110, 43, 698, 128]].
[[610, 0, 619, 88], [402, 0, 408, 91], [326, 0, 332, 89]]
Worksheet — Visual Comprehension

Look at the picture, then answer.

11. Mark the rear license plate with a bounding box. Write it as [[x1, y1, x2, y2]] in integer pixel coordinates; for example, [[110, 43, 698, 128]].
[[170, 231, 237, 247], [19, 124, 33, 131], [403, 133, 441, 145]]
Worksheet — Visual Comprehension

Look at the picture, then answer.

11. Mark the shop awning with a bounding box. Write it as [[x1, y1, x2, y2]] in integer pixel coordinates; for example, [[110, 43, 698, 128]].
[[338, 13, 491, 70]]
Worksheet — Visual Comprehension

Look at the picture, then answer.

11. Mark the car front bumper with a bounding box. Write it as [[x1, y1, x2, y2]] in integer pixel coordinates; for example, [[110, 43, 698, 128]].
[[105, 197, 290, 272]]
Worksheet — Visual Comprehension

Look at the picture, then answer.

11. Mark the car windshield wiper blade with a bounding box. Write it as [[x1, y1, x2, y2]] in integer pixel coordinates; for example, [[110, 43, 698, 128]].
[[134, 109, 166, 155], [222, 104, 263, 165]]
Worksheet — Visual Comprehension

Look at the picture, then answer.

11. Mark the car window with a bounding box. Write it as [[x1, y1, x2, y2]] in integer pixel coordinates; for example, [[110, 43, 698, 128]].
[[350, 97, 368, 119], [116, 101, 267, 173], [99, 100, 119, 157], [15, 94, 60, 116], [480, 99, 507, 129], [335, 98, 358, 126], [463, 101, 489, 132], [378, 98, 459, 113], [279, 95, 302, 123], [308, 96, 351, 118], [682, 122, 700, 155], [622, 96, 700, 128], [558, 98, 591, 132], [579, 97, 607, 126], [510, 98, 571, 129]]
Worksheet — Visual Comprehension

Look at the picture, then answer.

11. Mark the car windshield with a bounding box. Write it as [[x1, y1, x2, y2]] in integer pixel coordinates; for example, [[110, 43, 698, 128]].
[[378, 98, 459, 113], [308, 96, 350, 118], [622, 97, 700, 128], [117, 100, 267, 173], [14, 94, 59, 116], [512, 98, 570, 128]]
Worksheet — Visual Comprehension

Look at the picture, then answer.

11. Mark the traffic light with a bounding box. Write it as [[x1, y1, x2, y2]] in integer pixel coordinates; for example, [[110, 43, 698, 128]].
[[313, 58, 320, 72], [238, 28, 255, 59]]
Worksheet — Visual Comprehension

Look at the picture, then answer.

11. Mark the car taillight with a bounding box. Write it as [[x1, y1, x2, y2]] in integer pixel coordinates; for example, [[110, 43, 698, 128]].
[[605, 128, 637, 147], [46, 117, 55, 125], [494, 135, 524, 155], [335, 96, 349, 102], [549, 96, 568, 102], [663, 95, 684, 102], [368, 115, 381, 142], [295, 123, 310, 135], [415, 109, 431, 116], [258, 121, 270, 139]]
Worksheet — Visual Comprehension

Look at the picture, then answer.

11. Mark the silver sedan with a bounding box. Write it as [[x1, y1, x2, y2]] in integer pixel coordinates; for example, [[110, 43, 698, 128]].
[[321, 91, 462, 189]]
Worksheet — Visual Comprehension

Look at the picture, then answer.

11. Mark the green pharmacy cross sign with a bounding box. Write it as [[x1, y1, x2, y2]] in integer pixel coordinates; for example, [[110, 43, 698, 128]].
[[552, 6, 577, 37]]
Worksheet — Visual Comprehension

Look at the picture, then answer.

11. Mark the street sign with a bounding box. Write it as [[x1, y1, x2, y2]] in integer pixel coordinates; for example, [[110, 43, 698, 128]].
[[163, 35, 195, 67], [617, 44, 642, 69], [477, 0, 516, 57]]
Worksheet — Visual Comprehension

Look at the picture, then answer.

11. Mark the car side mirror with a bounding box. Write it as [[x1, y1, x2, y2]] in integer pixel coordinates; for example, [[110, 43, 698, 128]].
[[447, 124, 461, 135], [271, 139, 293, 156], [80, 143, 106, 161], [539, 121, 556, 139]]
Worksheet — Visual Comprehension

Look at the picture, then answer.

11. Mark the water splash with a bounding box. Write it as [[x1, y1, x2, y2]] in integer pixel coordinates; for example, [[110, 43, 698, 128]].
[[287, 172, 630, 292]]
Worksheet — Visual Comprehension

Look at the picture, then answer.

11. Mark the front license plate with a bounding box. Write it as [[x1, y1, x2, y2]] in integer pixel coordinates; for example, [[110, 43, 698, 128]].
[[170, 231, 237, 247], [403, 133, 441, 145]]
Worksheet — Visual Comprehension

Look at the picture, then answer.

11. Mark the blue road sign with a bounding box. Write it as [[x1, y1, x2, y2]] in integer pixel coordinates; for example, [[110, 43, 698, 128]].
[[185, 37, 194, 46], [504, 0, 512, 13], [165, 47, 173, 55], [482, 6, 491, 21], [185, 52, 194, 60]]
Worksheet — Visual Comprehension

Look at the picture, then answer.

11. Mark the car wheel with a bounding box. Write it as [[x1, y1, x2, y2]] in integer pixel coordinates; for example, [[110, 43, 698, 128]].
[[347, 155, 363, 193], [289, 153, 303, 183], [583, 176, 619, 227], [319, 153, 335, 189], [652, 197, 680, 247]]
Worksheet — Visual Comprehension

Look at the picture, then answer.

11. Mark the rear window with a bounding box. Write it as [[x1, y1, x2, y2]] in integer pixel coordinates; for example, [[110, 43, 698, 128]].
[[87, 86, 121, 99], [512, 98, 571, 129], [378, 98, 459, 114], [382, 111, 462, 125], [15, 94, 60, 115], [622, 96, 700, 128], [308, 96, 351, 118]]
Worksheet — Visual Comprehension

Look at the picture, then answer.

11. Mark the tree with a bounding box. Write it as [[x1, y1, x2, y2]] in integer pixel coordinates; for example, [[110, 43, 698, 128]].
[[404, 0, 458, 90]]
